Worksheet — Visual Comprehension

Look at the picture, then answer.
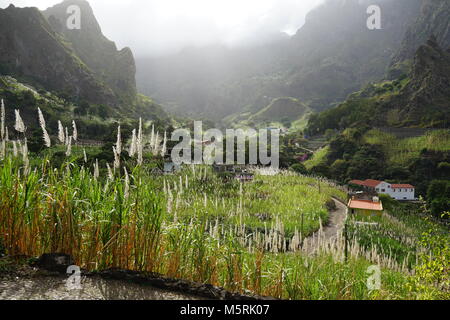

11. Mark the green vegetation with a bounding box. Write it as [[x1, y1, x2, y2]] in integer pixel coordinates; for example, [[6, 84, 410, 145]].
[[304, 146, 329, 170], [0, 92, 448, 300], [302, 126, 450, 198], [362, 129, 450, 166], [427, 180, 450, 218], [1, 146, 447, 299]]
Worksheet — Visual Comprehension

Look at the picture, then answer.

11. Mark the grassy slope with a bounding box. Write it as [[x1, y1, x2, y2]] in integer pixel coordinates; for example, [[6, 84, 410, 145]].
[[304, 146, 330, 170], [362, 129, 450, 166]]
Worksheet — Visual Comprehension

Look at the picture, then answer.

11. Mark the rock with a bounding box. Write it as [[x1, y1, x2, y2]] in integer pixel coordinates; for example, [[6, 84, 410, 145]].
[[36, 253, 75, 273]]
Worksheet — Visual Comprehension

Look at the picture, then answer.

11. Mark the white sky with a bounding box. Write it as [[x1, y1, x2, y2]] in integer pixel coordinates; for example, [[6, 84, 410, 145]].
[[0, 0, 324, 56]]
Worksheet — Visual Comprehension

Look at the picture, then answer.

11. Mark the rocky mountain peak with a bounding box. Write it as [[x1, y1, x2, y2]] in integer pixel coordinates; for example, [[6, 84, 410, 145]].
[[43, 0, 137, 103]]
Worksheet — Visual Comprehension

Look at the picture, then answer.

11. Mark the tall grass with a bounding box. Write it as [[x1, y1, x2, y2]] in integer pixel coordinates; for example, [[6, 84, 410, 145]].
[[0, 101, 447, 299]]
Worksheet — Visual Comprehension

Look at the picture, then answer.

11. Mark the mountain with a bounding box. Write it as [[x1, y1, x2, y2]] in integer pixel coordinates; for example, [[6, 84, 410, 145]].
[[307, 36, 450, 134], [0, 4, 116, 106], [0, 1, 168, 123], [136, 42, 290, 120], [43, 0, 137, 104], [136, 0, 422, 122], [285, 0, 422, 110], [392, 0, 450, 65]]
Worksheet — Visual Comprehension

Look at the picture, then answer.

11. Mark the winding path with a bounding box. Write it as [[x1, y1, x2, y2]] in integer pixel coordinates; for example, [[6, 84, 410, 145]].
[[303, 198, 348, 253]]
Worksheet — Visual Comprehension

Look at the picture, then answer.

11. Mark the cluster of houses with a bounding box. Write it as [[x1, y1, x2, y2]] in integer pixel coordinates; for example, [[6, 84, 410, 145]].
[[349, 179, 416, 201], [347, 179, 416, 216]]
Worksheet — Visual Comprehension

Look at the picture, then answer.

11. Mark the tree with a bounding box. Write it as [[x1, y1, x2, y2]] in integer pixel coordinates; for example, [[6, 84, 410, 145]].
[[427, 180, 450, 218], [290, 163, 308, 175]]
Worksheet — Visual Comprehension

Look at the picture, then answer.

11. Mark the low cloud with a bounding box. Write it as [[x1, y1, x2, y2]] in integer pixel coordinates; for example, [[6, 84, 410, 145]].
[[1, 0, 324, 56]]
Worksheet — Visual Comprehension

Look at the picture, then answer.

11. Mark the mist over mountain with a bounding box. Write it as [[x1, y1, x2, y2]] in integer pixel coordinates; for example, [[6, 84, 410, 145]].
[[0, 0, 448, 130], [136, 0, 424, 121]]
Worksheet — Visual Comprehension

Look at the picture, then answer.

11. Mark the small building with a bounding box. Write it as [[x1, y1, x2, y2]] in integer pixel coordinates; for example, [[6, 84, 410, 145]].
[[348, 197, 384, 216], [349, 179, 415, 201]]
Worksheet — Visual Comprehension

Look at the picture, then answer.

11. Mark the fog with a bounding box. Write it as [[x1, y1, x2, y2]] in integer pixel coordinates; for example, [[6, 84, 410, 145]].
[[0, 0, 323, 57]]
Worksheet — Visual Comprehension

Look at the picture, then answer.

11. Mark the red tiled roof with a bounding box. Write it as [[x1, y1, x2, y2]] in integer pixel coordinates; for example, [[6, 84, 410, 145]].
[[364, 179, 383, 187], [350, 180, 414, 189], [348, 199, 383, 211], [350, 179, 382, 188], [392, 184, 414, 189]]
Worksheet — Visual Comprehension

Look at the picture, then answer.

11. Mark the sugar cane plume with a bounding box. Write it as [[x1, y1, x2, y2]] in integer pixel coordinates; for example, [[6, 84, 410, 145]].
[[42, 127, 51, 148], [66, 136, 72, 157], [154, 131, 160, 154], [116, 125, 122, 155], [72, 120, 78, 142], [113, 146, 120, 169], [137, 117, 143, 165], [37, 107, 46, 129], [106, 163, 113, 180], [129, 128, 137, 157], [0, 139, 5, 159], [65, 127, 69, 145], [12, 140, 17, 157], [161, 131, 167, 157], [58, 121, 65, 143], [14, 109, 26, 133], [38, 108, 51, 148], [124, 167, 130, 200], [22, 138, 29, 174], [150, 125, 155, 149], [94, 159, 99, 180], [1, 99, 5, 140], [83, 148, 88, 163], [4, 127, 8, 141]]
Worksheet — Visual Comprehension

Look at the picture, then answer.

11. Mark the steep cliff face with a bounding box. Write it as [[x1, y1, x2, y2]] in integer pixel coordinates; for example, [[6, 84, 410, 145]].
[[0, 4, 116, 105], [392, 0, 450, 65], [307, 36, 450, 132], [386, 36, 450, 127], [286, 0, 422, 110], [43, 0, 137, 103]]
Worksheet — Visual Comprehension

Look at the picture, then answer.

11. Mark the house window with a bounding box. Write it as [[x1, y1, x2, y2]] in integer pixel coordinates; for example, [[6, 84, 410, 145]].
[[376, 188, 379, 192], [381, 189, 385, 192]]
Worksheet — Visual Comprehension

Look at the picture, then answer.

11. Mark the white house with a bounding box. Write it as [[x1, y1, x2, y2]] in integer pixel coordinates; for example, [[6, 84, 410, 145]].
[[350, 179, 416, 201]]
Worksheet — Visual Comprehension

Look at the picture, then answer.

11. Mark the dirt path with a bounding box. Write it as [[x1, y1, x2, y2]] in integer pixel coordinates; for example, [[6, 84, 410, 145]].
[[303, 198, 348, 253], [0, 276, 201, 300]]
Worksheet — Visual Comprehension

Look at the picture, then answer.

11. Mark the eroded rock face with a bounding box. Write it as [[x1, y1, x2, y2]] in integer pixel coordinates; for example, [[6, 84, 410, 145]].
[[389, 37, 450, 126], [43, 0, 137, 103], [392, 0, 450, 65], [0, 5, 117, 106]]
